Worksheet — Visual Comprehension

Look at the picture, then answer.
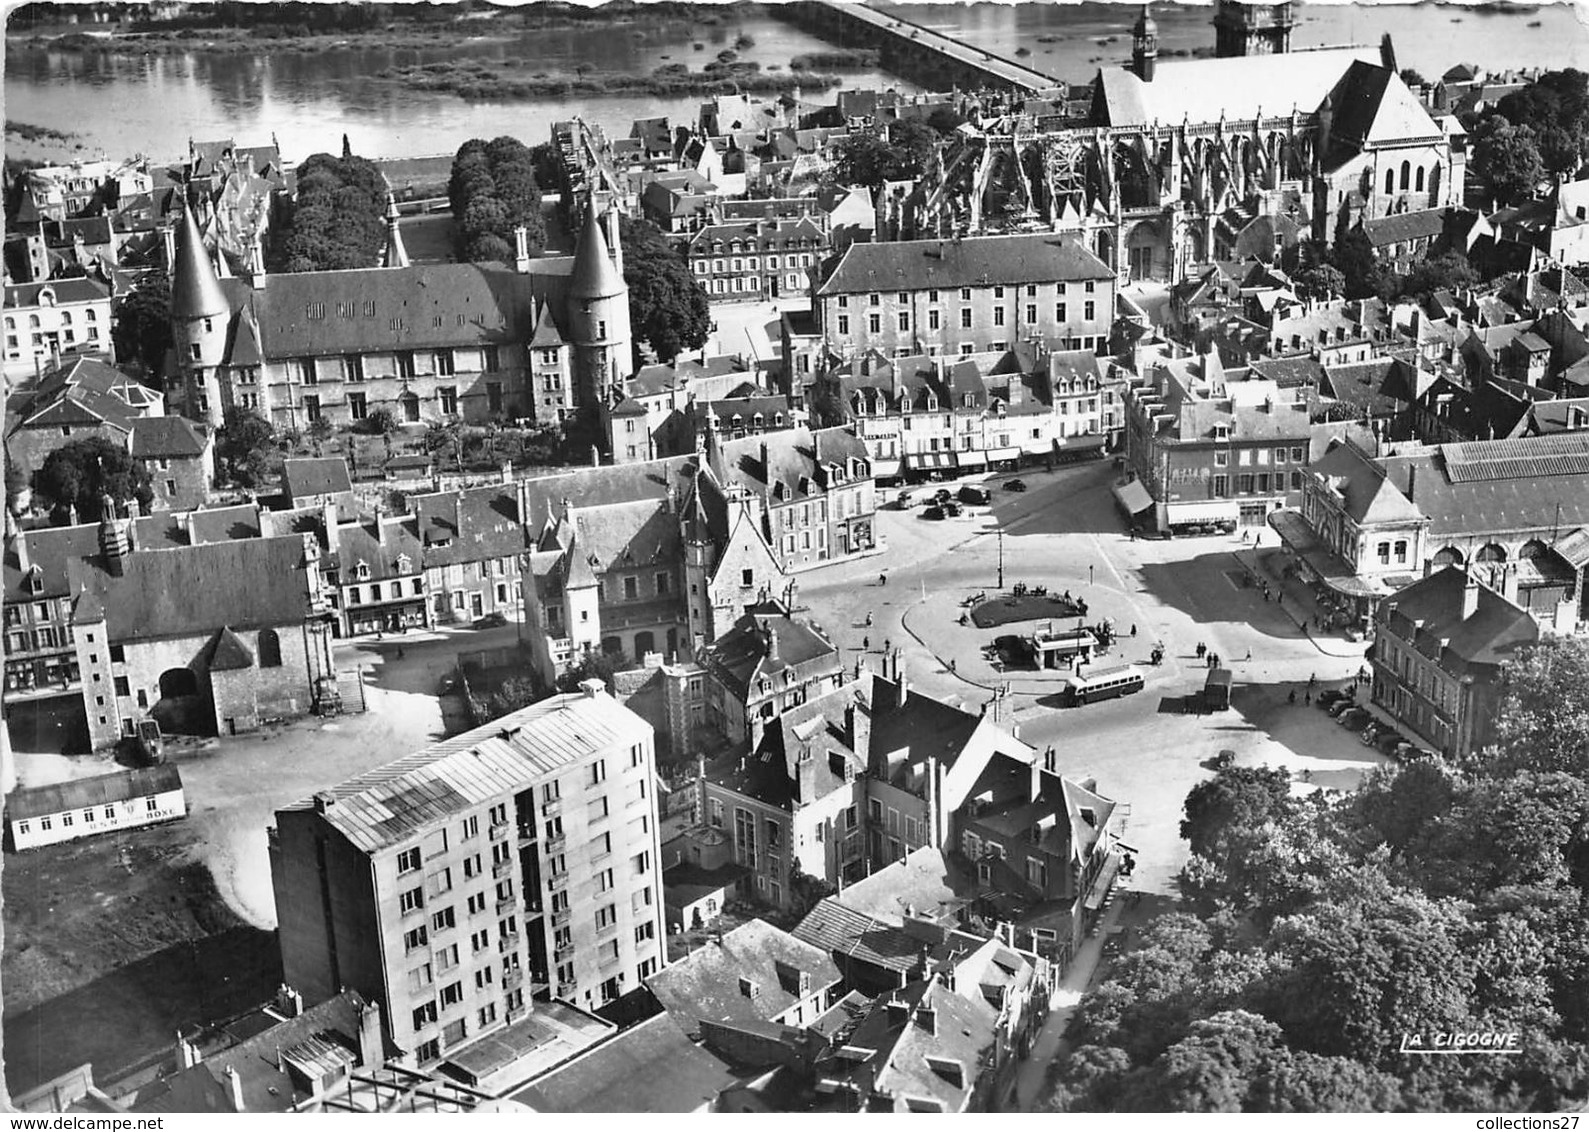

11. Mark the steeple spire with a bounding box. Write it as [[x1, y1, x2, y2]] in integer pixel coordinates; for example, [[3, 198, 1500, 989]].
[[382, 193, 409, 269], [170, 198, 228, 322], [569, 197, 624, 300]]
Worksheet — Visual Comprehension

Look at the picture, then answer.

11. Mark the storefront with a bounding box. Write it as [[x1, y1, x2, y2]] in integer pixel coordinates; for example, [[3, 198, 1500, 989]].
[[1111, 479, 1154, 524], [903, 452, 957, 481], [1164, 499, 1241, 534]]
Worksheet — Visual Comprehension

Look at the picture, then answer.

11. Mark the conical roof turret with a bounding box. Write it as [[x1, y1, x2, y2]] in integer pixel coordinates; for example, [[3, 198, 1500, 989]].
[[171, 199, 229, 322], [569, 203, 625, 300]]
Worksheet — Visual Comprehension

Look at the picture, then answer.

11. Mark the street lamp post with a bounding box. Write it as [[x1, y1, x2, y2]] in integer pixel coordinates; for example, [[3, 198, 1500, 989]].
[[997, 529, 1005, 590], [1089, 564, 1095, 587]]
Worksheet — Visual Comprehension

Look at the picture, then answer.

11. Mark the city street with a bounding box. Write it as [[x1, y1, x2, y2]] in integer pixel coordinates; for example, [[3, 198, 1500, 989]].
[[794, 459, 1385, 896]]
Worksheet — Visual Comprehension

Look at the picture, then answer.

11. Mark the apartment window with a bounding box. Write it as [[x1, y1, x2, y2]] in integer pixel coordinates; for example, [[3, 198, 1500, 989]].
[[960, 309, 972, 329], [467, 892, 486, 915], [837, 315, 849, 335], [1213, 474, 1229, 497], [596, 867, 616, 893], [1377, 542, 1391, 565], [636, 920, 656, 944], [348, 392, 368, 420], [404, 926, 429, 953], [1084, 301, 1096, 321], [1238, 474, 1255, 494], [412, 1001, 437, 1030], [591, 831, 612, 858], [1057, 302, 1068, 322], [436, 943, 459, 971], [595, 903, 618, 930], [928, 309, 940, 331], [993, 307, 1006, 327], [431, 906, 456, 932], [474, 967, 495, 990], [589, 760, 606, 786], [470, 928, 491, 954], [408, 964, 434, 993], [869, 293, 880, 306], [897, 311, 909, 332], [440, 982, 464, 1008], [868, 313, 881, 334], [399, 887, 424, 914], [1026, 304, 1037, 323], [1395, 540, 1409, 564]]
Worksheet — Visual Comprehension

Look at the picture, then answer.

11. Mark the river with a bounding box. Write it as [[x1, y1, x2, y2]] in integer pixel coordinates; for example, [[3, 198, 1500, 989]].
[[5, 2, 1585, 165]]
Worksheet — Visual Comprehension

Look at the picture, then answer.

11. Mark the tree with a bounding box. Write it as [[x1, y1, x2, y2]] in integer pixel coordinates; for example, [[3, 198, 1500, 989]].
[[1494, 70, 1589, 177], [925, 105, 968, 136], [305, 416, 334, 456], [827, 129, 910, 189], [1293, 263, 1345, 302], [1326, 229, 1393, 301], [1179, 765, 1293, 859], [216, 405, 276, 487], [1486, 636, 1589, 777], [555, 649, 621, 693], [1470, 116, 1547, 207], [33, 437, 152, 521], [1400, 67, 1428, 89], [449, 135, 546, 264], [268, 152, 387, 272], [111, 267, 172, 381], [364, 407, 399, 437], [618, 215, 711, 365]]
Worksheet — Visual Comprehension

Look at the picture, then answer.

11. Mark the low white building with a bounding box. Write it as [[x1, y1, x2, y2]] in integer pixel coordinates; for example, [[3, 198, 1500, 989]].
[[7, 764, 186, 851]]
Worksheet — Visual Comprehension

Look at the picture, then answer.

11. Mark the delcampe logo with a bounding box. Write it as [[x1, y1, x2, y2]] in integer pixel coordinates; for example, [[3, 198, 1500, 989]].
[[1400, 1031, 1524, 1056]]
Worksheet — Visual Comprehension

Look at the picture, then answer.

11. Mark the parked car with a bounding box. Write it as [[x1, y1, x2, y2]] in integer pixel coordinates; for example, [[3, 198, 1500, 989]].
[[1004, 478, 1028, 493], [1326, 697, 1357, 717], [1212, 748, 1236, 769], [1338, 707, 1371, 729], [922, 505, 947, 521], [934, 488, 953, 503], [1375, 730, 1406, 755], [474, 612, 508, 628], [958, 484, 991, 505], [1316, 689, 1348, 710]]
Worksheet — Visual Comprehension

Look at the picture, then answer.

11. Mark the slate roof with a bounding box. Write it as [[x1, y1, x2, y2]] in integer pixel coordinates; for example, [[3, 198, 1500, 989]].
[[1379, 433, 1589, 539], [645, 920, 842, 1037], [334, 517, 424, 582], [280, 689, 649, 854], [1094, 46, 1380, 128], [835, 976, 998, 1112], [832, 846, 973, 927], [794, 897, 925, 976], [4, 276, 110, 308], [689, 217, 824, 254], [410, 484, 527, 566], [205, 626, 256, 671], [282, 457, 353, 501], [1323, 62, 1444, 155], [242, 260, 572, 358], [714, 426, 869, 503], [513, 1013, 735, 1113], [1363, 208, 1448, 248], [1321, 357, 1416, 417], [67, 535, 313, 640], [171, 203, 229, 321], [1250, 356, 1326, 390], [3, 523, 101, 603], [130, 416, 208, 459], [817, 234, 1111, 296], [1382, 566, 1539, 671], [7, 764, 183, 822], [517, 456, 700, 528], [697, 611, 840, 701], [569, 207, 623, 301], [1312, 440, 1426, 525]]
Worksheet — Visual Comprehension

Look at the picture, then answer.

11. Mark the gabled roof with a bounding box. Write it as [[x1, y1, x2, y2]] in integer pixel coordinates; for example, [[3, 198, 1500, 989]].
[[1383, 566, 1539, 670], [281, 457, 353, 501], [4, 276, 111, 309], [794, 897, 925, 976], [645, 920, 841, 1037], [818, 233, 1111, 296], [205, 626, 256, 671], [1311, 440, 1425, 525], [130, 415, 208, 459], [1325, 62, 1444, 151], [1362, 208, 1448, 248], [513, 1013, 734, 1113], [68, 535, 314, 640]]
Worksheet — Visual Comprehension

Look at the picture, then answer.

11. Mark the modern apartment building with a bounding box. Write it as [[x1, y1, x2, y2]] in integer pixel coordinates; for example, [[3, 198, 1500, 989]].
[[269, 683, 667, 1069]]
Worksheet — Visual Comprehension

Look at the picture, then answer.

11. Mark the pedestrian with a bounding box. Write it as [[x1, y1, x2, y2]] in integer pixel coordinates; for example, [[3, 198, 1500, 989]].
[[1305, 690, 1312, 705], [1308, 672, 1317, 688], [1242, 529, 1250, 544], [863, 635, 870, 651], [884, 638, 891, 653], [1130, 624, 1137, 637], [880, 573, 887, 587], [1288, 689, 1297, 705], [865, 611, 874, 627], [1245, 648, 1252, 661], [949, 658, 957, 674]]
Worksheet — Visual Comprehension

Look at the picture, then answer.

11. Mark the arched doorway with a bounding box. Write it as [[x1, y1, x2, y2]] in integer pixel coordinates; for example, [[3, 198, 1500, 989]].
[[154, 667, 207, 735], [399, 391, 421, 423], [633, 630, 655, 661]]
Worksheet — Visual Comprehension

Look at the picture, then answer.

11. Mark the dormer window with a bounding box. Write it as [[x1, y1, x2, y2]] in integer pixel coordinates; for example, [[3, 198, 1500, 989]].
[[355, 561, 371, 581], [25, 565, 44, 595], [396, 553, 412, 574], [1214, 424, 1230, 442]]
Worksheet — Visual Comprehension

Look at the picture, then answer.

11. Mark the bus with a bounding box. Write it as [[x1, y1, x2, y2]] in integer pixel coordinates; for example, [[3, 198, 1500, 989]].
[[1203, 668, 1233, 711], [1063, 664, 1146, 706]]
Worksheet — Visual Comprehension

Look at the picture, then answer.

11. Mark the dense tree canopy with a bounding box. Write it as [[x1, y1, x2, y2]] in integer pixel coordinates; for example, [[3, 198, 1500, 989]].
[[33, 437, 152, 521], [110, 267, 172, 381], [826, 119, 942, 189], [1491, 69, 1589, 178], [618, 215, 711, 365], [267, 152, 387, 272], [449, 136, 547, 264], [1469, 115, 1549, 207], [1486, 636, 1589, 778], [216, 405, 276, 488]]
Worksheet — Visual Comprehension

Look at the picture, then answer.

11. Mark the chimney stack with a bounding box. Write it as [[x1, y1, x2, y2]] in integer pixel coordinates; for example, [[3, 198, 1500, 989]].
[[1461, 568, 1481, 620], [914, 1004, 937, 1035], [846, 698, 871, 758], [1406, 463, 1417, 503], [273, 984, 304, 1019], [323, 499, 338, 556], [222, 1065, 245, 1112], [895, 653, 909, 710], [515, 225, 531, 274]]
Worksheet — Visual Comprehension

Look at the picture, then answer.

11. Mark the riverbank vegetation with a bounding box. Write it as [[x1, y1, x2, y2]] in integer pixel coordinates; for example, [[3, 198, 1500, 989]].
[[789, 49, 880, 70], [370, 58, 839, 101], [448, 137, 547, 264], [7, 1, 769, 57], [267, 152, 387, 273], [5, 119, 75, 143]]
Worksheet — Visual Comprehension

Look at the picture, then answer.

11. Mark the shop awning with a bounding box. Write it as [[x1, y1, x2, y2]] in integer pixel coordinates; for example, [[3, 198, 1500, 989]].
[[1083, 852, 1123, 912], [870, 458, 902, 478], [903, 452, 955, 471], [1112, 479, 1154, 515], [988, 446, 1023, 462], [1165, 500, 1241, 524], [957, 450, 988, 469], [1057, 434, 1106, 452]]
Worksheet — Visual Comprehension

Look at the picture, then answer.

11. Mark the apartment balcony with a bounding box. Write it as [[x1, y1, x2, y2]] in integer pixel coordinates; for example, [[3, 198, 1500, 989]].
[[517, 824, 536, 845], [489, 822, 509, 842], [524, 898, 544, 916], [596, 920, 619, 941], [544, 835, 567, 855], [496, 896, 517, 916], [554, 943, 575, 963], [599, 949, 623, 970], [547, 872, 569, 893], [541, 798, 562, 818], [550, 908, 571, 929], [556, 981, 578, 999], [498, 931, 522, 954], [503, 968, 524, 990], [492, 858, 514, 879]]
